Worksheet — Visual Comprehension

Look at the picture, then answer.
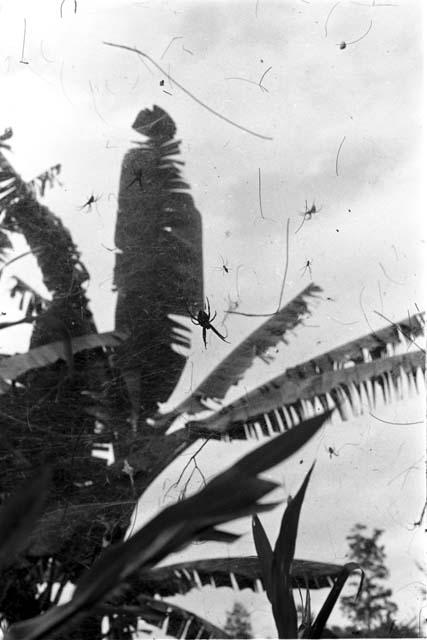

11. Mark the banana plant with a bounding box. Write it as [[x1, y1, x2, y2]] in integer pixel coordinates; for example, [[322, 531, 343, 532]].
[[0, 110, 424, 639]]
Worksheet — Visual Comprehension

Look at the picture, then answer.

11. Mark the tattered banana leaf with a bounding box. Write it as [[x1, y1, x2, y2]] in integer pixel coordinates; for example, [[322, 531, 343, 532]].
[[0, 151, 19, 212], [27, 164, 62, 198], [113, 105, 203, 421], [129, 556, 343, 598], [0, 150, 96, 345], [0, 469, 50, 570], [155, 284, 322, 425], [0, 228, 12, 257], [9, 276, 49, 316], [0, 127, 13, 150], [188, 314, 425, 439], [96, 596, 232, 640], [270, 465, 315, 638], [0, 331, 126, 385]]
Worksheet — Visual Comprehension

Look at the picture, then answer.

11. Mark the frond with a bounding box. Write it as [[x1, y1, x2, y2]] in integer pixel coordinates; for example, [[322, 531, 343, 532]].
[[0, 228, 12, 259], [97, 596, 231, 640], [155, 284, 322, 425], [130, 557, 344, 597], [27, 164, 62, 198], [189, 313, 425, 440], [0, 331, 126, 388], [0, 149, 95, 345], [113, 106, 204, 420]]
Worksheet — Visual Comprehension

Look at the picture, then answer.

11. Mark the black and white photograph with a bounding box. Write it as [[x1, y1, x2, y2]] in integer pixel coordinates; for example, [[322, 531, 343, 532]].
[[0, 1, 425, 638]]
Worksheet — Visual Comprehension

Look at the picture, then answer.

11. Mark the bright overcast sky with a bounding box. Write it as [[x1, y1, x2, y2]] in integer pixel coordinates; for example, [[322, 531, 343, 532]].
[[0, 0, 425, 635]]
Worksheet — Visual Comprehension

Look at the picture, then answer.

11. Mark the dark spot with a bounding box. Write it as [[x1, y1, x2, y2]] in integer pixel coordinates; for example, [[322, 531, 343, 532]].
[[260, 59, 264, 63], [299, 459, 303, 464], [340, 42, 347, 50], [160, 79, 165, 86], [336, 229, 339, 232], [348, 208, 351, 212]]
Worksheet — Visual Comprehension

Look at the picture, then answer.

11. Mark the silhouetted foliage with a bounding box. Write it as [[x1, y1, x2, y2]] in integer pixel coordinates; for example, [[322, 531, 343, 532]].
[[0, 111, 424, 640], [340, 525, 399, 634], [224, 601, 253, 639]]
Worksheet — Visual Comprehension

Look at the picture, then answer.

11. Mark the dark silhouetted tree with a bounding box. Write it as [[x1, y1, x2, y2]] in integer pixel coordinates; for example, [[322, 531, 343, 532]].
[[224, 601, 253, 639], [340, 524, 398, 632]]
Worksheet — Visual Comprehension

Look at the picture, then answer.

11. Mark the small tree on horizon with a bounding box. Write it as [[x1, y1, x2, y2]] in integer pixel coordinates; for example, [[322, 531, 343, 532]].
[[340, 524, 398, 633], [224, 601, 253, 639]]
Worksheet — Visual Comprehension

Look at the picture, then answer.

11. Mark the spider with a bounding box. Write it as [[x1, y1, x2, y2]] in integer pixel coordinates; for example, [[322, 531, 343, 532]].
[[300, 259, 313, 280], [188, 297, 230, 349], [79, 193, 101, 212], [126, 164, 144, 190], [216, 255, 230, 275], [294, 200, 322, 234], [326, 445, 339, 459]]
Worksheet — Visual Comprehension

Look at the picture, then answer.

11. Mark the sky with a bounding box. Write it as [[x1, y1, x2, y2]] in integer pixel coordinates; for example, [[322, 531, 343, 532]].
[[0, 0, 425, 636]]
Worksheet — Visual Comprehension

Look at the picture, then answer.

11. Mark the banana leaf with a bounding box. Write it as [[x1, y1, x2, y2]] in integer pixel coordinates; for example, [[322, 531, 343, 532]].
[[155, 284, 322, 425], [6, 410, 329, 639], [130, 556, 343, 597], [189, 314, 425, 439], [95, 596, 232, 640], [0, 150, 96, 345], [113, 106, 203, 421], [0, 331, 126, 385]]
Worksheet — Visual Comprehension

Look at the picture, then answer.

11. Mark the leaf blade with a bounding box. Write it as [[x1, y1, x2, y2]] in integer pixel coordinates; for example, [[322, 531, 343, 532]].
[[271, 464, 315, 639], [0, 331, 127, 384], [252, 515, 274, 601], [155, 284, 322, 422]]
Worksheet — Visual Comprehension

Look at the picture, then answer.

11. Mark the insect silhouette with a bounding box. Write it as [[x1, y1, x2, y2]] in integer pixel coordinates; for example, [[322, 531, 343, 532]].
[[126, 164, 144, 190], [326, 446, 339, 459], [217, 255, 230, 275], [188, 297, 230, 349], [300, 259, 313, 280], [79, 193, 101, 212], [295, 200, 322, 234]]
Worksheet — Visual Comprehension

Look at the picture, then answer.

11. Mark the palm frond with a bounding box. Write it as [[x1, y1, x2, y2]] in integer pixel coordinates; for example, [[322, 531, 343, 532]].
[[96, 596, 231, 640], [156, 284, 322, 425], [0, 331, 126, 386], [189, 314, 425, 440], [130, 556, 343, 598], [113, 106, 204, 420]]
